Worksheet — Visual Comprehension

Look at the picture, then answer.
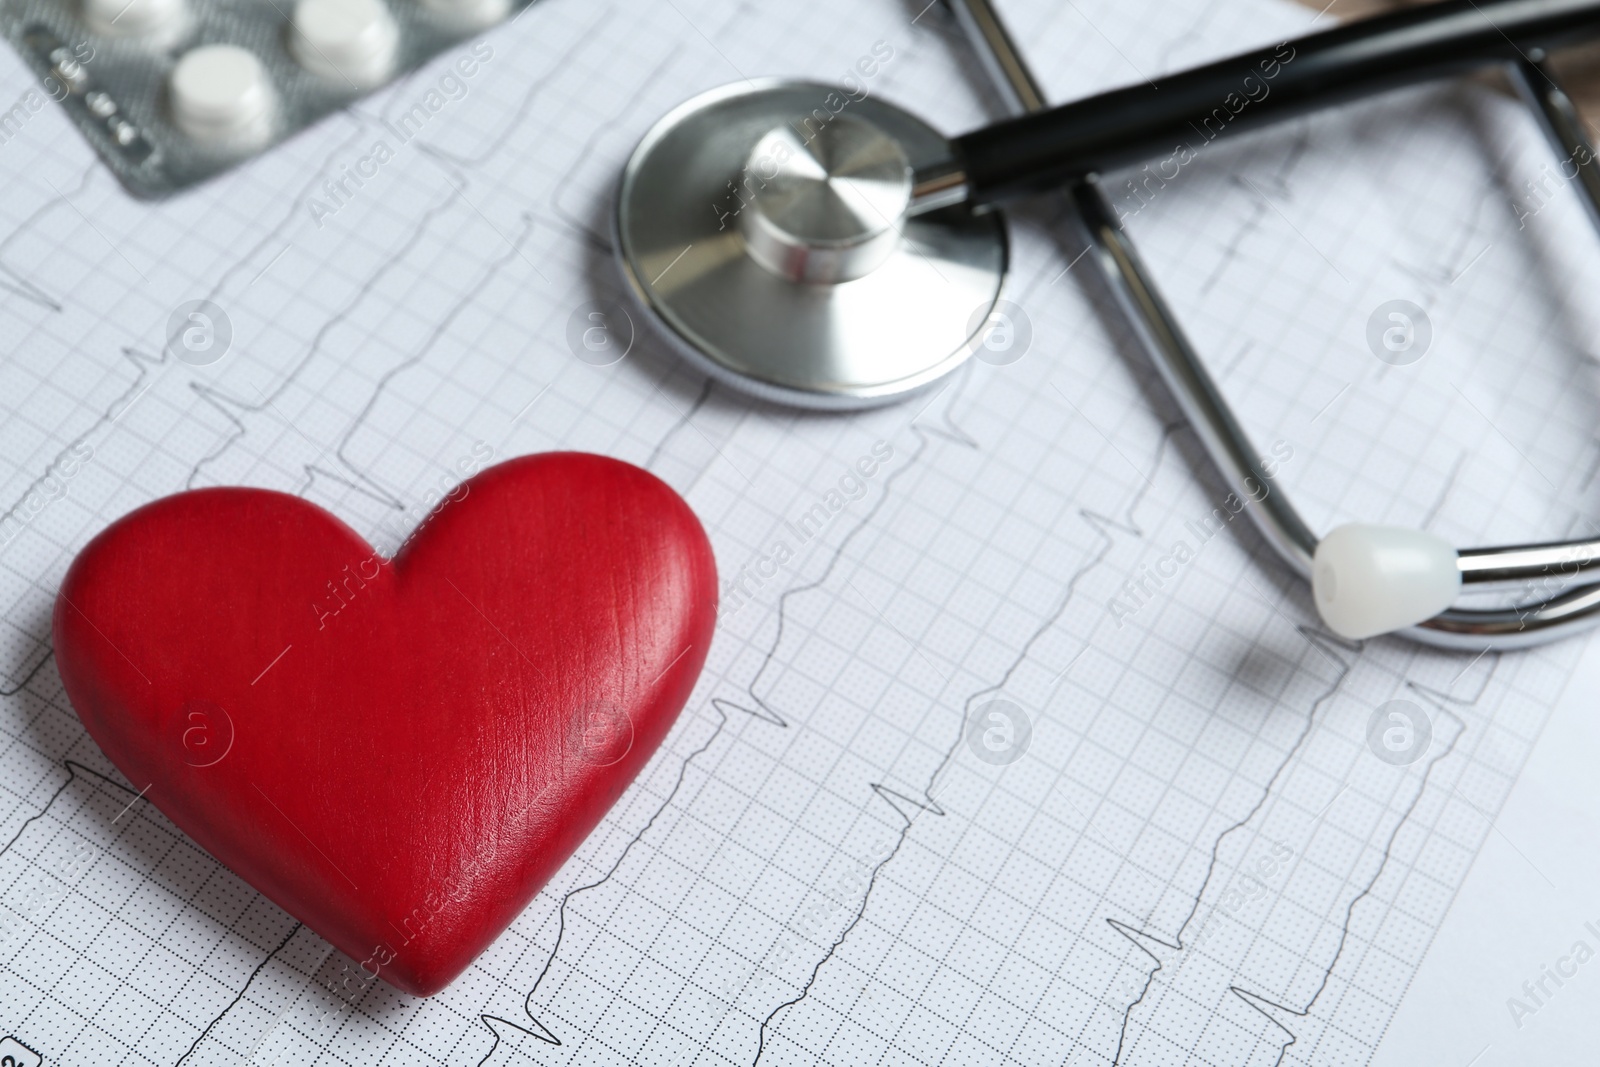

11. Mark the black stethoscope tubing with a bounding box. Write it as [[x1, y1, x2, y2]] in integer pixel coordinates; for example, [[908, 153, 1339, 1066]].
[[945, 0, 1600, 209]]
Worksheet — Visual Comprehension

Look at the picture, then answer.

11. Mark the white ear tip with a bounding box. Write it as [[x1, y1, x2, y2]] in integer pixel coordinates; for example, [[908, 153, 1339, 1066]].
[[1311, 524, 1461, 640]]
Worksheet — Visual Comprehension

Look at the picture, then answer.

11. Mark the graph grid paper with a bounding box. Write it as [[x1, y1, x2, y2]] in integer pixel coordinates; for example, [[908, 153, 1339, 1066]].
[[2, 0, 1598, 1064]]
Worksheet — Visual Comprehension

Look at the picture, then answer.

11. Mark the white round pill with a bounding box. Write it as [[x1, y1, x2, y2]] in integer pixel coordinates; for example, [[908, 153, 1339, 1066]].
[[290, 0, 399, 88], [418, 0, 507, 31], [84, 0, 186, 41], [169, 45, 275, 148]]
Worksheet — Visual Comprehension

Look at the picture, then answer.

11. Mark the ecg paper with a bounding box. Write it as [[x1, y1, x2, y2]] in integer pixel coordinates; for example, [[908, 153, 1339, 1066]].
[[4, 0, 1600, 1062]]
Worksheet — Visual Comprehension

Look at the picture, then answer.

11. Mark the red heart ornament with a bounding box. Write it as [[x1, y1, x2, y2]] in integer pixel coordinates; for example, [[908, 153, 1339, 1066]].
[[52, 453, 717, 996]]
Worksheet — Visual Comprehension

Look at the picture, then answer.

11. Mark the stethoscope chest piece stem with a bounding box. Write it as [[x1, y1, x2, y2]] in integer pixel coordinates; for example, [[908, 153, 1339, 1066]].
[[616, 80, 1007, 409]]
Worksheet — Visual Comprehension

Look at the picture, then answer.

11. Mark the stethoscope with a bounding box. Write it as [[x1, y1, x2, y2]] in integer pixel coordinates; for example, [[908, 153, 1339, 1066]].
[[614, 0, 1600, 649]]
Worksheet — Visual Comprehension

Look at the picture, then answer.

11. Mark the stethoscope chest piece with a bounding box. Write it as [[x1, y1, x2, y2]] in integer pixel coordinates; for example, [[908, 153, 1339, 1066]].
[[616, 80, 1007, 409], [613, 0, 1600, 646]]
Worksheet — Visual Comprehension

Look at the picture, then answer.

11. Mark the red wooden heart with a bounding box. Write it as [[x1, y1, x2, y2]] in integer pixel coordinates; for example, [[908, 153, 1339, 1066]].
[[52, 453, 717, 996]]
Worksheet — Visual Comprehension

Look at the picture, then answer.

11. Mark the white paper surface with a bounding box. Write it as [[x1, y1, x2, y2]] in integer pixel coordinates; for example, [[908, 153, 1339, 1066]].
[[1370, 638, 1600, 1067]]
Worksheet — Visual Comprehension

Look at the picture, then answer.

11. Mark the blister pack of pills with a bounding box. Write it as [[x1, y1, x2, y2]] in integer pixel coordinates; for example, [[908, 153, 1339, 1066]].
[[0, 0, 532, 196]]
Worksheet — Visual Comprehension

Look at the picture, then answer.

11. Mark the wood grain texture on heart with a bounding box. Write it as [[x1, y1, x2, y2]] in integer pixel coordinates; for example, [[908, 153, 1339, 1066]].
[[52, 452, 718, 996]]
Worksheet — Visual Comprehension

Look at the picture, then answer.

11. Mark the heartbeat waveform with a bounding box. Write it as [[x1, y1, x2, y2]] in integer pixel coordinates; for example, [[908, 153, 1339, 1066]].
[[1106, 647, 1496, 1067], [0, 342, 164, 531], [312, 212, 538, 503], [3, 9, 1552, 1066], [0, 760, 323, 1067], [401, 7, 613, 169], [543, 42, 674, 253], [645, 378, 714, 473], [712, 695, 786, 729], [1393, 91, 1509, 302], [0, 164, 93, 313], [0, 342, 168, 691], [172, 923, 303, 1066], [483, 397, 976, 1065], [184, 190, 458, 491], [1106, 622, 1352, 1067], [475, 359, 998, 1066], [1219, 681, 1472, 1067], [0, 110, 479, 1064], [185, 193, 542, 536], [0, 760, 98, 858], [201, 118, 376, 302], [473, 680, 730, 1065], [748, 398, 1184, 1063], [0, 651, 51, 699], [746, 409, 982, 1065], [1150, 2, 1226, 76], [1200, 126, 1312, 296]]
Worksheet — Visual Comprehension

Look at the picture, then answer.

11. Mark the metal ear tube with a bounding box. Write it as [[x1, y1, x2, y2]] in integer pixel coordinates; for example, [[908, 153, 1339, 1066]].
[[616, 0, 1600, 647], [941, 0, 1600, 648]]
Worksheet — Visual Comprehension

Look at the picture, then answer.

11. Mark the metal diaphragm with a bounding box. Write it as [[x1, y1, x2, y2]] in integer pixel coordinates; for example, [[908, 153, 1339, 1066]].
[[615, 80, 1008, 410]]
